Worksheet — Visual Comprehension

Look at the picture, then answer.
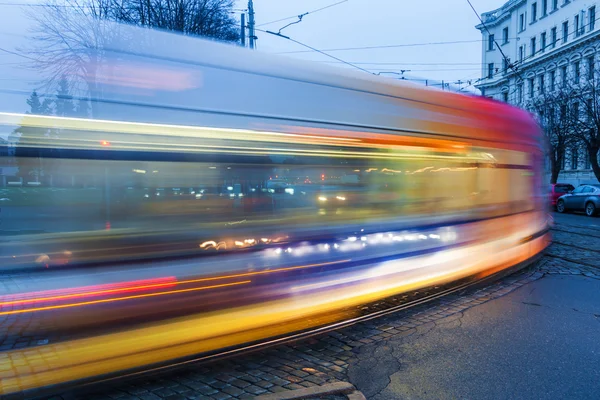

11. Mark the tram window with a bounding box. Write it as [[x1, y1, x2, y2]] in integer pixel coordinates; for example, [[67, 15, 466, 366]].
[[2, 123, 537, 262]]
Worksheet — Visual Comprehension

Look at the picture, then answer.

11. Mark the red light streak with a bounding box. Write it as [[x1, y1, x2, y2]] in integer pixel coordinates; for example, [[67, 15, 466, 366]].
[[0, 277, 177, 305], [0, 281, 251, 316], [0, 260, 348, 315]]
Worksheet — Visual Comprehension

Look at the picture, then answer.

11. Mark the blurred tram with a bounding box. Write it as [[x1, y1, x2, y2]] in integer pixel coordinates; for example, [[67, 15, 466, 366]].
[[0, 17, 549, 396]]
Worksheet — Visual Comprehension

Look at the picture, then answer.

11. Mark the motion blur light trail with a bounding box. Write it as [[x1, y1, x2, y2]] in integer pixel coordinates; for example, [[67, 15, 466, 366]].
[[0, 277, 177, 306], [0, 280, 251, 316], [0, 260, 346, 316], [0, 11, 549, 398], [0, 230, 547, 395]]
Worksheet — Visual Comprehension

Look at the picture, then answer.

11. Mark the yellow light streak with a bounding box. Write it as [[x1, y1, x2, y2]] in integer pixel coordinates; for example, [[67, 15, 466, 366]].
[[0, 281, 251, 316]]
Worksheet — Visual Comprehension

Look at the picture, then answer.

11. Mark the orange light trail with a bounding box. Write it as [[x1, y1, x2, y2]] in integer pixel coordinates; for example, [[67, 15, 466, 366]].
[[0, 279, 178, 307], [0, 277, 177, 303], [0, 281, 251, 316], [0, 260, 348, 314]]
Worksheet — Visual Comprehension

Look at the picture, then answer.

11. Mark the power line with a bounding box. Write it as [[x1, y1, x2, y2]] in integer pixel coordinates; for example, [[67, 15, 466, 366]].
[[0, 46, 36, 61], [0, 2, 84, 7], [257, 0, 349, 27], [465, 0, 522, 84], [477, 12, 600, 89], [275, 39, 492, 54], [255, 27, 372, 74], [372, 68, 481, 72], [318, 61, 483, 66]]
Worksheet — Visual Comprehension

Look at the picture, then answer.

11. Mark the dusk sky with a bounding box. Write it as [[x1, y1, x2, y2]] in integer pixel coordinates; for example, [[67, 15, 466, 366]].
[[236, 0, 507, 91]]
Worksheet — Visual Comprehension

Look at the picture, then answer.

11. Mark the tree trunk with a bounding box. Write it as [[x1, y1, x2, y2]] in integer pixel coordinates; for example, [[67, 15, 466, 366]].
[[589, 144, 600, 182], [550, 149, 561, 184]]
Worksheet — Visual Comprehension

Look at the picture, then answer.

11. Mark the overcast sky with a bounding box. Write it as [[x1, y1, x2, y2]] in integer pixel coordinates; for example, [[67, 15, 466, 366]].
[[237, 0, 506, 91]]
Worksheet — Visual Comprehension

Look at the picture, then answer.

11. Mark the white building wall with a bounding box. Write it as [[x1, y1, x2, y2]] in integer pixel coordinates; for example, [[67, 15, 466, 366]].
[[476, 0, 600, 186]]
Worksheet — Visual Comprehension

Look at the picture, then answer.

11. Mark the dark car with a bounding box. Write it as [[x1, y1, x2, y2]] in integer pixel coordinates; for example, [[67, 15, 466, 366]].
[[556, 184, 600, 216], [549, 183, 574, 207]]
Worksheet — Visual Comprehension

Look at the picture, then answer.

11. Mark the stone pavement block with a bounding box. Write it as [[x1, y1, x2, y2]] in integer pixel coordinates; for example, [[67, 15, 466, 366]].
[[346, 390, 367, 400], [138, 393, 161, 400], [210, 392, 231, 400], [244, 384, 268, 395], [221, 385, 244, 397], [268, 386, 288, 393], [255, 380, 274, 389], [230, 378, 251, 389], [255, 382, 355, 400], [283, 383, 304, 390], [163, 395, 189, 400]]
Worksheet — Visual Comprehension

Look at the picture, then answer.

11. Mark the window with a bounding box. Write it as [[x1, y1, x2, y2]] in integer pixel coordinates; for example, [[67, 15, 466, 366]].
[[519, 45, 524, 62], [531, 37, 537, 56], [488, 63, 494, 79], [541, 32, 547, 51], [517, 83, 524, 103], [542, 0, 548, 16], [585, 150, 591, 169], [574, 61, 580, 83], [552, 0, 558, 11], [562, 21, 569, 43], [571, 148, 578, 169], [575, 15, 581, 37], [502, 27, 509, 44], [560, 104, 567, 121], [502, 58, 508, 72], [529, 78, 535, 97], [539, 75, 545, 93], [502, 92, 509, 102], [551, 27, 557, 48], [588, 57, 595, 80], [488, 34, 495, 50], [561, 65, 568, 86], [555, 184, 574, 193], [520, 13, 525, 31], [531, 3, 538, 22], [550, 70, 556, 91], [590, 6, 596, 31], [549, 106, 556, 125]]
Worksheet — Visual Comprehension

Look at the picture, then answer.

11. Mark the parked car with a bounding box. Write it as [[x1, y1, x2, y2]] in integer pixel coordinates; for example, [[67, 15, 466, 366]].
[[556, 184, 600, 216], [549, 183, 574, 207]]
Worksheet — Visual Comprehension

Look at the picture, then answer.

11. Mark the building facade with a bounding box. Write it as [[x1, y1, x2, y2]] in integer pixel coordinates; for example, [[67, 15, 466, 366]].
[[476, 0, 599, 185]]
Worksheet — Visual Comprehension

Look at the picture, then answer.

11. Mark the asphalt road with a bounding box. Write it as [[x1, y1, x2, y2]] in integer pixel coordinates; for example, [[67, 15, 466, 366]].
[[551, 210, 600, 228], [345, 213, 600, 400], [348, 274, 600, 400]]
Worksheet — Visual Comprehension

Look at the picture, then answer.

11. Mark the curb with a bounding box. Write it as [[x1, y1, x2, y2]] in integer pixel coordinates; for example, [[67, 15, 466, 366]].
[[254, 382, 363, 400]]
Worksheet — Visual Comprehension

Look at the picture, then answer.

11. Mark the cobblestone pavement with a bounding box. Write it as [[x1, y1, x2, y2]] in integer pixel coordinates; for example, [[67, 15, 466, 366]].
[[50, 215, 599, 400]]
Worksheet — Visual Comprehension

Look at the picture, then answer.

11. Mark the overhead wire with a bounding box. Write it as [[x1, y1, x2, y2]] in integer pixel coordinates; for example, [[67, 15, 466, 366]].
[[471, 11, 600, 100], [254, 27, 372, 74], [275, 39, 489, 54], [257, 0, 349, 27]]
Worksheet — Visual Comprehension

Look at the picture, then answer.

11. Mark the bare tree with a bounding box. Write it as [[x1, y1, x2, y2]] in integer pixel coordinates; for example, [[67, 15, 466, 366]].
[[567, 61, 600, 182], [111, 0, 240, 41], [22, 0, 121, 115], [20, 0, 239, 115], [530, 86, 577, 184]]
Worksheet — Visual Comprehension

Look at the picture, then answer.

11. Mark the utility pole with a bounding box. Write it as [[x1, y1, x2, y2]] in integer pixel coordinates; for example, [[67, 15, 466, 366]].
[[240, 13, 246, 47], [248, 0, 256, 49]]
